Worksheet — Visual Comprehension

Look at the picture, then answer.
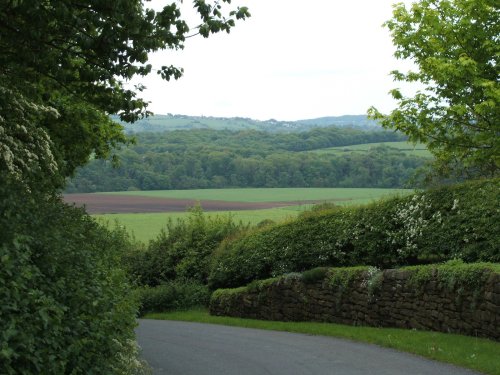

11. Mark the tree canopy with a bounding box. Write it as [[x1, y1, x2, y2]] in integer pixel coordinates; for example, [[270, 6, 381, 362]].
[[369, 0, 499, 179], [0, 0, 249, 190], [0, 2, 249, 373], [66, 127, 423, 192]]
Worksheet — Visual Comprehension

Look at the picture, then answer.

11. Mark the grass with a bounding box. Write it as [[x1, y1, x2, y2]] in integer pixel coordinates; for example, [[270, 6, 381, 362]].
[[94, 207, 303, 243], [145, 309, 500, 375], [100, 187, 412, 202], [94, 188, 413, 243], [307, 141, 432, 158]]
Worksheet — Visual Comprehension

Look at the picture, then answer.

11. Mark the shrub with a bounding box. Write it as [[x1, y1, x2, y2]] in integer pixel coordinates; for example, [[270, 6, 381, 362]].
[[326, 266, 370, 290], [405, 260, 499, 301], [301, 267, 329, 284], [209, 179, 500, 289], [255, 219, 276, 229], [298, 202, 338, 218], [124, 205, 248, 286], [134, 280, 210, 316], [0, 181, 141, 374]]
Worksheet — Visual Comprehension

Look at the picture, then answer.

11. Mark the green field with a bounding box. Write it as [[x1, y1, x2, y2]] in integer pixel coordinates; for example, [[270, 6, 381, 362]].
[[95, 188, 412, 243], [95, 207, 305, 243], [101, 187, 412, 202], [307, 141, 432, 158]]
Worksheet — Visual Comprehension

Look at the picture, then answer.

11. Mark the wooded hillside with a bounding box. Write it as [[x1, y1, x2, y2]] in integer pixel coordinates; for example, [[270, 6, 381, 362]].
[[66, 126, 429, 192]]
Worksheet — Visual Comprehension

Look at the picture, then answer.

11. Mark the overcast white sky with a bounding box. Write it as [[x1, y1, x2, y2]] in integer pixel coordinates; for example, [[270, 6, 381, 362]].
[[135, 0, 415, 121]]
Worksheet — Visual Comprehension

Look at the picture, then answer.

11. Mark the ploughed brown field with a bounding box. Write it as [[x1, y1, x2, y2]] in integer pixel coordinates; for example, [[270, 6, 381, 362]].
[[63, 194, 323, 214]]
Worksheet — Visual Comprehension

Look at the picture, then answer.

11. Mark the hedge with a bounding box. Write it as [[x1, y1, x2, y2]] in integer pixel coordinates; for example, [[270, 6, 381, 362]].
[[122, 206, 248, 287], [209, 178, 500, 289], [134, 280, 210, 316], [0, 182, 142, 374]]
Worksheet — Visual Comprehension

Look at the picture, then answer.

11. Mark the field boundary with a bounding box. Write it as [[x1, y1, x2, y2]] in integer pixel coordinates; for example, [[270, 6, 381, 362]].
[[63, 193, 331, 214]]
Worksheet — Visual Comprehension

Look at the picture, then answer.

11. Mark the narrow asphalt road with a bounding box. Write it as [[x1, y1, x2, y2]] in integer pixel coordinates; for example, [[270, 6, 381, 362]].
[[136, 319, 480, 375]]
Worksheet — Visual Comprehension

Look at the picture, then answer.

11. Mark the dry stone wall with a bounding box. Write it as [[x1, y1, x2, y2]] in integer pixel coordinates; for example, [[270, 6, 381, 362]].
[[210, 266, 500, 341]]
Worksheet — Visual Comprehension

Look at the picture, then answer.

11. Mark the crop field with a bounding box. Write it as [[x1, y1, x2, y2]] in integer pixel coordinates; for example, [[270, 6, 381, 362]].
[[307, 141, 432, 158], [81, 187, 413, 243], [100, 187, 411, 203], [95, 206, 306, 243]]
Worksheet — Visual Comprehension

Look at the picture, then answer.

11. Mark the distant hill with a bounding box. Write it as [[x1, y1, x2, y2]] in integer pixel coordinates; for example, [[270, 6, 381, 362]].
[[295, 115, 378, 129], [119, 114, 380, 133]]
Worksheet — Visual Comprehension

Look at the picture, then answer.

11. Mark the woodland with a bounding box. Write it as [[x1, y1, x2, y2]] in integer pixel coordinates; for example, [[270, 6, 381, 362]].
[[66, 126, 427, 192]]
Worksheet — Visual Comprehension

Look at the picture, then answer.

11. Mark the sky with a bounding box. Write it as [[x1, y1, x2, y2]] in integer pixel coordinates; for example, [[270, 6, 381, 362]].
[[135, 0, 416, 121]]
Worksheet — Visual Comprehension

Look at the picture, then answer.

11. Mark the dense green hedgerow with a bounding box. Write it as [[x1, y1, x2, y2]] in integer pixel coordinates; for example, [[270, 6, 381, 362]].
[[123, 205, 248, 287], [209, 179, 500, 289], [0, 181, 142, 374], [134, 280, 210, 316]]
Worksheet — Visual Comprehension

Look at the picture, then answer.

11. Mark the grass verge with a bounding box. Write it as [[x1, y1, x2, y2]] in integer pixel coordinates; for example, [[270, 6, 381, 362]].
[[144, 309, 499, 375]]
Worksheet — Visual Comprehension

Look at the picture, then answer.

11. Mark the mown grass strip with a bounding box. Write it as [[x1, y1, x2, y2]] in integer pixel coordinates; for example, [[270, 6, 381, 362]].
[[144, 309, 499, 375]]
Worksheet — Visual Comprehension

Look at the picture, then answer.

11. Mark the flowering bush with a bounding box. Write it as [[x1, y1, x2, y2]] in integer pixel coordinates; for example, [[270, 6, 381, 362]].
[[209, 179, 499, 289]]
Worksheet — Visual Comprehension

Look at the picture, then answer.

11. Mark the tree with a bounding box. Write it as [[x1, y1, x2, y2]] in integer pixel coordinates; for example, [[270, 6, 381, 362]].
[[0, 0, 250, 191], [0, 183, 146, 374], [0, 2, 249, 373], [368, 0, 499, 178]]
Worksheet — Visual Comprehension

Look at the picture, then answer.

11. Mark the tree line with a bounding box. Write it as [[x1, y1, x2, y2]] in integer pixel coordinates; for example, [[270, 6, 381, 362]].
[[66, 126, 427, 192]]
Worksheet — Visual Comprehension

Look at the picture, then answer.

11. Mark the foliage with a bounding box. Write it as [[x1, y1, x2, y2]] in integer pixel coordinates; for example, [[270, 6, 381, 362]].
[[311, 141, 432, 158], [0, 0, 249, 190], [0, 180, 141, 374], [123, 206, 248, 286], [134, 280, 209, 316], [369, 0, 499, 179], [405, 260, 498, 303], [255, 219, 277, 229], [95, 208, 289, 244], [246, 277, 281, 293], [298, 202, 339, 219], [325, 267, 369, 290], [208, 178, 499, 289], [0, 87, 61, 190], [301, 267, 330, 284], [66, 127, 426, 191], [110, 339, 152, 375], [1, 1, 249, 372]]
